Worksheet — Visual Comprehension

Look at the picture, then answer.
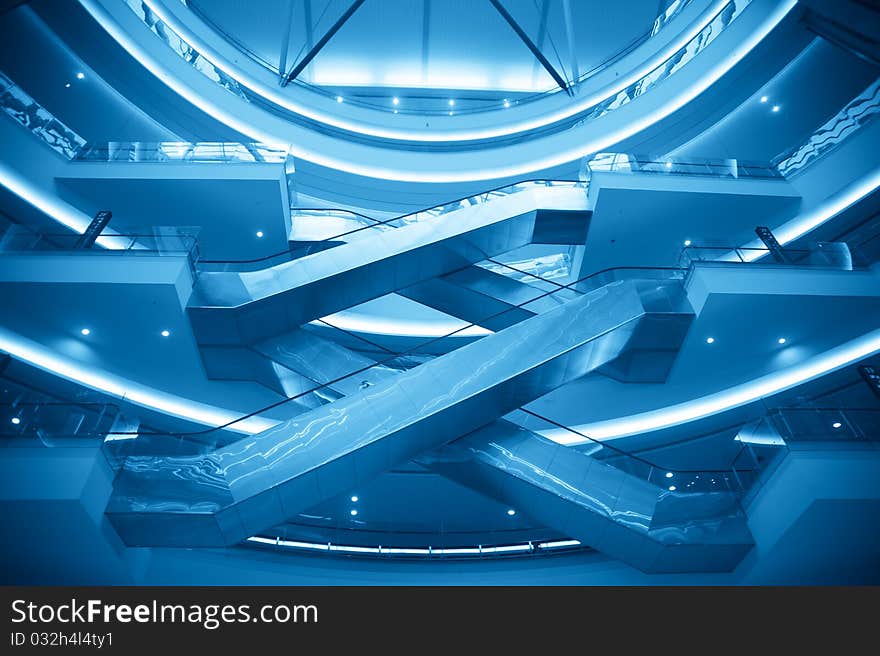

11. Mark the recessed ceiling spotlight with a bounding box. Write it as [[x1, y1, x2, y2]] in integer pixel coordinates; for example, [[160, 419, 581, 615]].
[[777, 337, 787, 344], [684, 239, 692, 246], [76, 72, 85, 80], [392, 97, 399, 105], [161, 330, 171, 337], [832, 421, 842, 429], [393, 109, 398, 114], [351, 495, 358, 502], [503, 99, 510, 108], [448, 111, 453, 116], [760, 95, 768, 103], [448, 99, 455, 107], [336, 95, 343, 103], [350, 509, 358, 516], [706, 337, 715, 344], [256, 231, 264, 238], [668, 485, 677, 491], [65, 83, 71, 88], [772, 105, 780, 112], [665, 472, 674, 478], [665, 161, 673, 168], [11, 417, 21, 425], [507, 509, 516, 516], [80, 328, 91, 336]]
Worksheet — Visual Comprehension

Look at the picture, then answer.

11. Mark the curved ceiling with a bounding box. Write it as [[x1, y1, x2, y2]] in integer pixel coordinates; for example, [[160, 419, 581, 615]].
[[187, 0, 667, 100]]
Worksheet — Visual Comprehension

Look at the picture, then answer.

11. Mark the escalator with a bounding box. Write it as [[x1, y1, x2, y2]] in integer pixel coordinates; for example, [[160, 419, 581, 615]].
[[106, 278, 694, 548]]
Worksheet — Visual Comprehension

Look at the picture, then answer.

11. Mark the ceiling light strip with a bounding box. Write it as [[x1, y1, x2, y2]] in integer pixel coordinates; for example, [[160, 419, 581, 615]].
[[0, 327, 275, 434], [0, 161, 127, 250], [544, 327, 880, 444]]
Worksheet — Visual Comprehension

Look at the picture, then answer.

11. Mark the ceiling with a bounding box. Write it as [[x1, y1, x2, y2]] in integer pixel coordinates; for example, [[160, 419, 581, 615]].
[[187, 0, 674, 99], [672, 38, 880, 162]]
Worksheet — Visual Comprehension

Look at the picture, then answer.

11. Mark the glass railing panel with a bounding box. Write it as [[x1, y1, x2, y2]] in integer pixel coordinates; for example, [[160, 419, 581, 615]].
[[774, 77, 880, 177], [572, 266, 685, 295], [769, 407, 880, 443], [290, 209, 388, 241], [587, 153, 780, 179], [123, 0, 252, 105], [570, 0, 751, 127], [0, 69, 86, 159], [0, 226, 199, 257], [74, 141, 287, 163], [679, 243, 870, 270], [2, 66, 285, 170], [516, 408, 774, 497], [0, 400, 131, 448], [480, 252, 575, 287]]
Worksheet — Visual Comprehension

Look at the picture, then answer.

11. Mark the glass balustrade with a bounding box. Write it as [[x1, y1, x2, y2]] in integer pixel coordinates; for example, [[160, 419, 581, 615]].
[[2, 68, 286, 165], [587, 152, 781, 178], [0, 224, 200, 257], [769, 407, 880, 443], [514, 408, 772, 497], [0, 70, 86, 159], [75, 141, 288, 163], [568, 0, 750, 132], [678, 242, 870, 270], [773, 77, 880, 178], [0, 400, 135, 447]]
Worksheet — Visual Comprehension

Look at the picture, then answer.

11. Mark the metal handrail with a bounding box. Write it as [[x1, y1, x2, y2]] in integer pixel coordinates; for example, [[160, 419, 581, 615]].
[[197, 178, 584, 266], [520, 408, 761, 490]]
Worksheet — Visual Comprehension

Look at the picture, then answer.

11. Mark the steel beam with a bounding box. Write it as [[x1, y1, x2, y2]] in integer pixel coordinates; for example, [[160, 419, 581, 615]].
[[488, 0, 572, 95], [281, 0, 365, 87]]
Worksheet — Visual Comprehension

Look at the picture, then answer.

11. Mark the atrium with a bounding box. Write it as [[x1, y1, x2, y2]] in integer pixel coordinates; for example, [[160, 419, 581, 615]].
[[0, 0, 879, 585]]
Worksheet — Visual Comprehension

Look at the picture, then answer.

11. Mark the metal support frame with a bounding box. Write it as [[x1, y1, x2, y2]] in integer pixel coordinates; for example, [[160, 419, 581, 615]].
[[755, 226, 791, 264], [74, 210, 112, 249], [561, 0, 579, 83], [281, 0, 366, 87], [488, 0, 572, 95], [277, 0, 296, 76]]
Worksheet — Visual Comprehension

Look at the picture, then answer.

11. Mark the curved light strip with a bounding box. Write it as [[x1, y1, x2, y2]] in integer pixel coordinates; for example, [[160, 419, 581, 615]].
[[0, 327, 275, 434], [247, 535, 580, 557], [139, 0, 732, 142], [0, 161, 124, 250], [80, 0, 797, 182], [541, 166, 880, 443], [739, 165, 880, 261], [546, 327, 880, 445], [311, 314, 492, 339]]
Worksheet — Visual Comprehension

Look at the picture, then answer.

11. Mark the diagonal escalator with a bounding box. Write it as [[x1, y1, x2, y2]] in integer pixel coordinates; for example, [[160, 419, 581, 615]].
[[106, 278, 693, 548]]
